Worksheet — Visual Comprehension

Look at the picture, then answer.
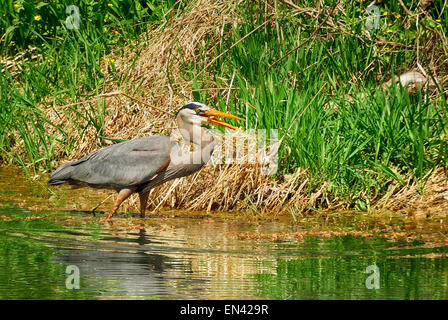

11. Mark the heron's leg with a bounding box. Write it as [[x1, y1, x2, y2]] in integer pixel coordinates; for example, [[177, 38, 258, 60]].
[[105, 189, 134, 220], [138, 192, 149, 218]]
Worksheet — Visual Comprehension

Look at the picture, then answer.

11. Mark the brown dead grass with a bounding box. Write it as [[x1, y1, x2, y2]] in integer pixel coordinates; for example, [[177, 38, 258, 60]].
[[33, 0, 448, 217], [378, 168, 448, 219]]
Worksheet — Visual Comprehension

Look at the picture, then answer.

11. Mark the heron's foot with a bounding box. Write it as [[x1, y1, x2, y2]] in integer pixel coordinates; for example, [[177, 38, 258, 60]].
[[105, 210, 115, 220], [99, 208, 117, 223], [100, 215, 115, 225]]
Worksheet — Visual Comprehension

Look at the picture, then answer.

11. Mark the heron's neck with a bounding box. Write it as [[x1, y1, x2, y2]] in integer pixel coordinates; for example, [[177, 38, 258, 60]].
[[177, 122, 215, 165], [196, 131, 215, 165], [192, 127, 215, 165]]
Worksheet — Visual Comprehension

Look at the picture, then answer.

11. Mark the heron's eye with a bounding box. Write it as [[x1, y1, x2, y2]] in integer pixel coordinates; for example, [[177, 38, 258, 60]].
[[195, 108, 200, 114]]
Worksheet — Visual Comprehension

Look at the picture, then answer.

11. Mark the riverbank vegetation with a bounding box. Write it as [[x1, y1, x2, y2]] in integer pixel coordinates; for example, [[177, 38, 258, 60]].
[[1, 0, 447, 216]]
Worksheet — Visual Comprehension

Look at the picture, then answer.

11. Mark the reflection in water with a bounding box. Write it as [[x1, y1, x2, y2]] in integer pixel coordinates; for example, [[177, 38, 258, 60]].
[[50, 221, 280, 299], [1, 166, 448, 299], [1, 206, 448, 299], [56, 249, 178, 299], [3, 217, 442, 300]]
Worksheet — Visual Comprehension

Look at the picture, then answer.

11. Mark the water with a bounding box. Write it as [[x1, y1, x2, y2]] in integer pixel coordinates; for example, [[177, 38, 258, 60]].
[[1, 166, 448, 299]]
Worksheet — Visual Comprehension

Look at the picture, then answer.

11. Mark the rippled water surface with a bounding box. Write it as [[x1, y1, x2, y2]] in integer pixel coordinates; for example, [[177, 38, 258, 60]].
[[1, 166, 448, 299]]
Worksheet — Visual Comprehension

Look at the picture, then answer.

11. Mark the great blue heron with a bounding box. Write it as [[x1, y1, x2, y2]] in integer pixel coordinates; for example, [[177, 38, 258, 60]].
[[48, 102, 244, 220]]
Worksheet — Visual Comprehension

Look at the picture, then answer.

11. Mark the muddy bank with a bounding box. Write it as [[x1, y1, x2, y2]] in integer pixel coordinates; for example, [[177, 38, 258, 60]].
[[2, 165, 448, 230]]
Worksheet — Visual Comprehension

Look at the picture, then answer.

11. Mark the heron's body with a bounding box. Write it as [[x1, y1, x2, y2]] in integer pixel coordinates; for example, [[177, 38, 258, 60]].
[[48, 102, 242, 220], [49, 136, 172, 189]]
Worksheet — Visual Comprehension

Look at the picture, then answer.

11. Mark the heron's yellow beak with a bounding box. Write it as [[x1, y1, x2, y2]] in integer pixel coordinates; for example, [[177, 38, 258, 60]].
[[201, 108, 245, 130]]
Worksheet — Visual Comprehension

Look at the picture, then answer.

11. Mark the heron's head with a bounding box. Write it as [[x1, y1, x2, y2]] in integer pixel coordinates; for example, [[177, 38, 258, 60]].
[[177, 102, 245, 130]]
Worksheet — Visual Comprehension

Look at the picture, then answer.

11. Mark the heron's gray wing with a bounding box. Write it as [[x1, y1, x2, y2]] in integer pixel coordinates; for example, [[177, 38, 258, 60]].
[[48, 136, 172, 188], [69, 149, 170, 189]]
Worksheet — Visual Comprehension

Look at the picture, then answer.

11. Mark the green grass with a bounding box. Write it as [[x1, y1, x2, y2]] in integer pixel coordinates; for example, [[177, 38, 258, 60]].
[[188, 0, 448, 205], [0, 0, 180, 170]]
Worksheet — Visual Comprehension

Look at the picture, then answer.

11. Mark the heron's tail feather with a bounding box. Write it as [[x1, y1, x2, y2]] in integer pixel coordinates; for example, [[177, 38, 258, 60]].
[[47, 179, 68, 186], [47, 162, 75, 185]]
